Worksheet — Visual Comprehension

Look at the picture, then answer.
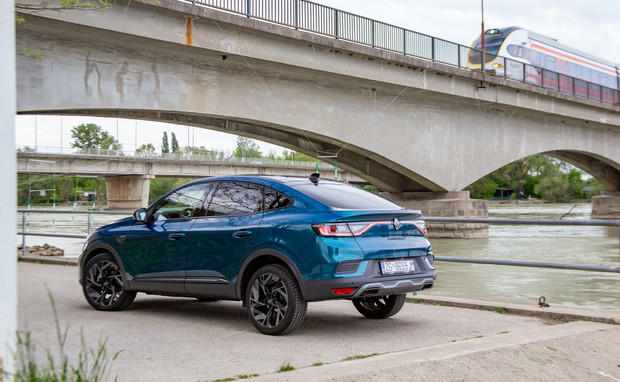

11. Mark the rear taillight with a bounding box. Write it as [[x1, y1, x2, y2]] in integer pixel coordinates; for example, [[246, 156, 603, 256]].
[[313, 221, 427, 237], [413, 220, 427, 235], [312, 222, 379, 237], [313, 223, 354, 237]]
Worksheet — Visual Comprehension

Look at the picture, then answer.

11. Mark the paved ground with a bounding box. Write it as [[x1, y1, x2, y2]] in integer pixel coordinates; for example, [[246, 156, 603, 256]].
[[17, 261, 620, 381]]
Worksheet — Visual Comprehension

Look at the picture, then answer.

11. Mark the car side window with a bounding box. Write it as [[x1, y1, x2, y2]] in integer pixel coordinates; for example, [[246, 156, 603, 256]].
[[152, 183, 212, 221], [206, 182, 263, 216], [264, 187, 293, 211]]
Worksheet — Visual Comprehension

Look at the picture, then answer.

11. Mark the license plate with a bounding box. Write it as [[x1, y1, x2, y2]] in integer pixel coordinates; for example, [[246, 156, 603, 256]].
[[380, 259, 416, 275]]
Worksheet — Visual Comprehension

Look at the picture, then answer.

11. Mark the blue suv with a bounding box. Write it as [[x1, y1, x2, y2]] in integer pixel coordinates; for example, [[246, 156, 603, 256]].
[[79, 175, 436, 335]]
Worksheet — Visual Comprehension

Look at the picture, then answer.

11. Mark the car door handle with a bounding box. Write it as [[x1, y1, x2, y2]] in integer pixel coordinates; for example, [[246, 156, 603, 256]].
[[233, 230, 252, 238], [168, 232, 186, 240]]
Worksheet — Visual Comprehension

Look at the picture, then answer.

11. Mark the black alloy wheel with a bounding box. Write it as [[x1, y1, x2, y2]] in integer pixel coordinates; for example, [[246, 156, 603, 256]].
[[245, 264, 307, 335], [82, 253, 136, 311], [352, 294, 407, 319]]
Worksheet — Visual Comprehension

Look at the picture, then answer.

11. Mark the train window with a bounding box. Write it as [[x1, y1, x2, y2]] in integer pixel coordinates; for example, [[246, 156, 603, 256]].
[[601, 73, 613, 88], [567, 62, 577, 77], [506, 45, 522, 58], [528, 49, 542, 66], [545, 56, 556, 71]]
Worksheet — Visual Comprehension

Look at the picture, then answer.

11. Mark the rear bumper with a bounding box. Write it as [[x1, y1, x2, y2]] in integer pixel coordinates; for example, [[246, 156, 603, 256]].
[[351, 277, 435, 298], [302, 271, 436, 301]]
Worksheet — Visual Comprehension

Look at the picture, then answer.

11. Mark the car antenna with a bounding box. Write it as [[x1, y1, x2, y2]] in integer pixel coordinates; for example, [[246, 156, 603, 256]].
[[309, 172, 320, 185]]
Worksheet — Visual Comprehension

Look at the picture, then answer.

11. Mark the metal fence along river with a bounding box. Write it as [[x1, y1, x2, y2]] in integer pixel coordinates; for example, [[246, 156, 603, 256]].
[[16, 204, 620, 310]]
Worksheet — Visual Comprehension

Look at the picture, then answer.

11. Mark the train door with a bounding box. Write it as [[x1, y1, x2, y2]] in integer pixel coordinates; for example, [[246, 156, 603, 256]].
[[557, 59, 571, 92]]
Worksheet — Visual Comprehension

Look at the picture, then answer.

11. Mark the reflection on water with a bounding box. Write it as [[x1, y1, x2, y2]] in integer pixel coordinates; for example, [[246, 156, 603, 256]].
[[16, 203, 620, 311], [428, 203, 619, 311]]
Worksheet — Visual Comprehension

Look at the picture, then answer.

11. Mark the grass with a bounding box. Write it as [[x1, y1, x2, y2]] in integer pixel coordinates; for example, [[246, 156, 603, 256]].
[[343, 353, 379, 361], [5, 287, 120, 382], [311, 362, 324, 367], [452, 335, 484, 343], [278, 363, 295, 372]]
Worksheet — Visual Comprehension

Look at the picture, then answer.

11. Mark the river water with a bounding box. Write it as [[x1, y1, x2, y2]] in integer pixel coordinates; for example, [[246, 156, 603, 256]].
[[16, 203, 620, 311]]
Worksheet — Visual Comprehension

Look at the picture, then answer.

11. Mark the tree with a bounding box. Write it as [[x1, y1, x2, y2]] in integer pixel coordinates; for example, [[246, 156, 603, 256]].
[[535, 174, 572, 202], [183, 146, 211, 157], [70, 123, 122, 152], [466, 154, 604, 201], [265, 149, 278, 160], [281, 149, 317, 162], [233, 137, 262, 159], [161, 132, 169, 154], [171, 132, 180, 153], [136, 143, 156, 157]]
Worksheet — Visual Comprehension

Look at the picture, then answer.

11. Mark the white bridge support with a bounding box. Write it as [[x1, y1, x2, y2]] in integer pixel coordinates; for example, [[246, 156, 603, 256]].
[[103, 175, 154, 210], [592, 192, 620, 219]]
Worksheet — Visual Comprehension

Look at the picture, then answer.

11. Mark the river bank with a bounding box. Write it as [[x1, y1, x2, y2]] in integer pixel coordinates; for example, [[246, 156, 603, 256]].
[[16, 203, 620, 311]]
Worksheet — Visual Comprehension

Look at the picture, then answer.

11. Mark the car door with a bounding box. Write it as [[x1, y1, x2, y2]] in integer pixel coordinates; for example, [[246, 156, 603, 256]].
[[123, 182, 212, 294], [185, 181, 264, 297]]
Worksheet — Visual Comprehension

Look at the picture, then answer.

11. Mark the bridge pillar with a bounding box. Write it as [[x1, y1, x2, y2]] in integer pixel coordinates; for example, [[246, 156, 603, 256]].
[[102, 175, 154, 211], [382, 191, 489, 238], [592, 192, 620, 219]]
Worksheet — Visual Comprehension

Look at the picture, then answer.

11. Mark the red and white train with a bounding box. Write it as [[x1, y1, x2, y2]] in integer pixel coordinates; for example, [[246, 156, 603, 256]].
[[468, 27, 619, 101]]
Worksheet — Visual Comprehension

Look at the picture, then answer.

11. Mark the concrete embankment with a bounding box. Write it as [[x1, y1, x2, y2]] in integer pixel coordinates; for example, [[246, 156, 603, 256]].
[[16, 259, 620, 381]]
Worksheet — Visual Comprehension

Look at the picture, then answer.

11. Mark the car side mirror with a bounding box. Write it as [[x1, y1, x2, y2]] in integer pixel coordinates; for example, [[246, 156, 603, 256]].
[[133, 208, 147, 222]]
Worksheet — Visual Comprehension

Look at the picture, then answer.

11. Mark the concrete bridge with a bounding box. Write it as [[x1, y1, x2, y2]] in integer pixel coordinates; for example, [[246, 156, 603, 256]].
[[17, 151, 362, 209], [15, 0, 620, 231]]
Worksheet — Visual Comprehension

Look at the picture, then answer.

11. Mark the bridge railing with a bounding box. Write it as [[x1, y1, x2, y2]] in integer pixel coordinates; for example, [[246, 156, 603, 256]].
[[16, 209, 620, 273], [17, 146, 335, 169], [185, 0, 619, 106]]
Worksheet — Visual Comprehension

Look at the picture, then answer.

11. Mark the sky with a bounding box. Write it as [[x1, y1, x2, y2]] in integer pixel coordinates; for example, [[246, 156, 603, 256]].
[[15, 0, 620, 154]]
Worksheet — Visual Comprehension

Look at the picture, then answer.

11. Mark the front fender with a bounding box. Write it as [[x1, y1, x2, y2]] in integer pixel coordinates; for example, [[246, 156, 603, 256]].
[[79, 241, 133, 291]]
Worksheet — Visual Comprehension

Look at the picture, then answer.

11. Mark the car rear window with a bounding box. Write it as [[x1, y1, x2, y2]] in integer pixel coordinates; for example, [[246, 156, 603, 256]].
[[291, 183, 403, 210]]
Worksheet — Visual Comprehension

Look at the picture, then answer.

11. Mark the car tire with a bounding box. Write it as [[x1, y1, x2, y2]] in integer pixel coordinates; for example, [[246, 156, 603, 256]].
[[82, 253, 136, 311], [352, 294, 406, 319], [245, 264, 307, 335]]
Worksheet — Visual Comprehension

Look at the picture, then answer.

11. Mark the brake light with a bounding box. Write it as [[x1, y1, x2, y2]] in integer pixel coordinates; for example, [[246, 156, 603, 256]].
[[332, 288, 356, 295], [313, 222, 377, 237], [314, 223, 354, 237], [413, 221, 427, 235]]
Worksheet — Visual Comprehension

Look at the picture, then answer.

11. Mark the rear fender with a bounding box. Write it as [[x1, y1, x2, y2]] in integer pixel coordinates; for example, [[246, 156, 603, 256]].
[[236, 249, 308, 300]]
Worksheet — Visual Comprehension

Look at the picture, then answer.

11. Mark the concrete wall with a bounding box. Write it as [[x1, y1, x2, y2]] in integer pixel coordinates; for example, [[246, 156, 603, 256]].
[[14, 0, 620, 194], [1, 0, 17, 377]]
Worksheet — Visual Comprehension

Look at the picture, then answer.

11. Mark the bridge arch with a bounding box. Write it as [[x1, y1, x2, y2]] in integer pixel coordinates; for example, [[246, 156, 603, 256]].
[[16, 0, 620, 195], [15, 0, 620, 226], [544, 150, 620, 192], [466, 149, 620, 194], [31, 108, 442, 193]]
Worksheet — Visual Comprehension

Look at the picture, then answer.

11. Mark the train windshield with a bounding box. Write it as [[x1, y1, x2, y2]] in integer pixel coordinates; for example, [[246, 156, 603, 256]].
[[469, 29, 507, 65]]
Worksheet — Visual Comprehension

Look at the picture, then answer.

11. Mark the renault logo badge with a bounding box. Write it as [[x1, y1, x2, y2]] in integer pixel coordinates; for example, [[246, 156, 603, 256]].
[[393, 218, 401, 231]]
